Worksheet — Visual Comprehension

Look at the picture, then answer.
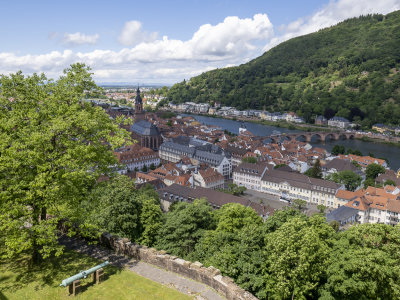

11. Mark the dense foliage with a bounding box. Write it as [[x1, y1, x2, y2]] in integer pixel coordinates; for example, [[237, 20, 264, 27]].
[[328, 170, 363, 191], [0, 64, 129, 263], [305, 159, 323, 178], [363, 163, 386, 188], [84, 176, 163, 246], [168, 11, 400, 127], [154, 202, 400, 300]]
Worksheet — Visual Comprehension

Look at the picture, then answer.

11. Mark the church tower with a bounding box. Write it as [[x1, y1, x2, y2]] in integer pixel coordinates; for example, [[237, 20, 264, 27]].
[[135, 87, 143, 113], [134, 87, 144, 120]]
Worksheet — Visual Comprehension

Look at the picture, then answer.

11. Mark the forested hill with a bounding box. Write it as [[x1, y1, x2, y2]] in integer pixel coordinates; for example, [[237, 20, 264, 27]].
[[167, 11, 400, 127]]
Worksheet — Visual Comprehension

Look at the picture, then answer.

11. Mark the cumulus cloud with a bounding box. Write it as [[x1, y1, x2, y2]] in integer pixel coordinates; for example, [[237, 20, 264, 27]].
[[118, 20, 158, 46], [62, 32, 99, 46], [264, 0, 400, 50], [189, 14, 273, 57], [0, 14, 273, 83]]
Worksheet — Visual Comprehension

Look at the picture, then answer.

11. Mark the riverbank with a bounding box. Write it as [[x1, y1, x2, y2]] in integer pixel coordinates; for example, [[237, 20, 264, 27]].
[[178, 111, 335, 133], [357, 136, 400, 148], [174, 110, 400, 144]]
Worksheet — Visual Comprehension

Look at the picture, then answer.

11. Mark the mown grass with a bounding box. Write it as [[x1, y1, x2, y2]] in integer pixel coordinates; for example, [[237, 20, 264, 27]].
[[0, 248, 193, 300]]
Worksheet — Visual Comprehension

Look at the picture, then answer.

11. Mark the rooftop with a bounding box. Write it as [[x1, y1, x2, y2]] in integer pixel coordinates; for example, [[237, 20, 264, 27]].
[[130, 120, 160, 136]]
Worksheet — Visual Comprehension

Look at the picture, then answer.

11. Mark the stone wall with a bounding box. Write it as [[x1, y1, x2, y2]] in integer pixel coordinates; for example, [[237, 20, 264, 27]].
[[99, 232, 258, 300]]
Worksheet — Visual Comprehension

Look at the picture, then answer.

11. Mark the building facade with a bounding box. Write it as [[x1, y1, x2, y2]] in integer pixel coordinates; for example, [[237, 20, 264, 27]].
[[159, 136, 232, 178], [233, 162, 270, 192], [193, 168, 225, 189], [328, 116, 350, 128], [114, 144, 160, 172], [260, 169, 342, 208]]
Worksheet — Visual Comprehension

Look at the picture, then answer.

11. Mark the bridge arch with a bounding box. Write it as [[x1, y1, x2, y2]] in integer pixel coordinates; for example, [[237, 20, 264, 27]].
[[295, 134, 308, 142], [324, 133, 337, 141], [309, 133, 323, 142]]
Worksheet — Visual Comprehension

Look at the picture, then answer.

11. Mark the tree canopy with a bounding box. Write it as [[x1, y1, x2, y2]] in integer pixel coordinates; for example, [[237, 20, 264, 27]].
[[0, 64, 130, 262], [329, 170, 362, 191], [84, 176, 162, 246], [305, 159, 323, 179], [156, 199, 215, 258]]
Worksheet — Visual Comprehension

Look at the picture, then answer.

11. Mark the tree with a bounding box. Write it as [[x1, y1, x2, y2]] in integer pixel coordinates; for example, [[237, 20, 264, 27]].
[[264, 216, 334, 299], [292, 199, 307, 211], [329, 220, 340, 232], [149, 163, 156, 170], [156, 199, 215, 258], [321, 224, 400, 299], [0, 64, 129, 263], [365, 163, 386, 180], [221, 183, 247, 196], [86, 175, 142, 241], [191, 204, 266, 297], [305, 159, 323, 179], [385, 179, 396, 186], [85, 179, 162, 247], [214, 203, 263, 233], [331, 145, 345, 155], [364, 177, 377, 188], [141, 164, 148, 172], [264, 207, 305, 233], [242, 157, 257, 164], [346, 148, 363, 156], [331, 170, 362, 191], [137, 195, 163, 247], [193, 224, 267, 298], [273, 164, 287, 169], [317, 204, 327, 214], [352, 160, 362, 169]]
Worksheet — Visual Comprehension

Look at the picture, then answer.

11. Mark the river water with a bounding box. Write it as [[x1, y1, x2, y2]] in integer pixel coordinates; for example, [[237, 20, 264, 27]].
[[184, 114, 400, 171]]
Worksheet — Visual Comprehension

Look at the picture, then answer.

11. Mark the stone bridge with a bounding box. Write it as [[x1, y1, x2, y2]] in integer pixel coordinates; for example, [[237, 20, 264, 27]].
[[268, 131, 358, 143]]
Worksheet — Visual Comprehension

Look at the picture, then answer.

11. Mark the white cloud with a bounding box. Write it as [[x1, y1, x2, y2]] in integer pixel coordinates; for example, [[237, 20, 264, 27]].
[[189, 14, 273, 58], [62, 32, 99, 46], [0, 14, 273, 83], [264, 0, 400, 51], [118, 20, 158, 46]]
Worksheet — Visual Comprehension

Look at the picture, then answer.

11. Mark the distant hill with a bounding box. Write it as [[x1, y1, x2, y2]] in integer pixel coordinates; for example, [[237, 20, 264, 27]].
[[167, 11, 400, 127]]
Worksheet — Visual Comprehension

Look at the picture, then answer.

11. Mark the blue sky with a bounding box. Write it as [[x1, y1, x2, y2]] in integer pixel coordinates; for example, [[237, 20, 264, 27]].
[[0, 0, 399, 84]]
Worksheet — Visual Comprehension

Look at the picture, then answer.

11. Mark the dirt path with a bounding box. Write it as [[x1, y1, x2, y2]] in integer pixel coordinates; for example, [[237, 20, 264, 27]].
[[59, 236, 225, 300]]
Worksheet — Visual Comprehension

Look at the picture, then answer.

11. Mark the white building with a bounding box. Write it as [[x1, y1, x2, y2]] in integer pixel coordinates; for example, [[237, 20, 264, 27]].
[[261, 169, 342, 208], [328, 116, 350, 128], [233, 163, 270, 192], [193, 168, 225, 189]]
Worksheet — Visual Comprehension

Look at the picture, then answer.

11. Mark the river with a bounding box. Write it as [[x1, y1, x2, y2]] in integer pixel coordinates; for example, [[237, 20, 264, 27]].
[[183, 114, 400, 171]]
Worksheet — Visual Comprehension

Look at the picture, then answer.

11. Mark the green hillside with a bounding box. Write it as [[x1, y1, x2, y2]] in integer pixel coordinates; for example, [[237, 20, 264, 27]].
[[167, 11, 400, 127]]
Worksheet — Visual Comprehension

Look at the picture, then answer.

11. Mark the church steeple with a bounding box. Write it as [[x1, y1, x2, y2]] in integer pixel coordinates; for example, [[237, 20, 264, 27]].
[[135, 87, 143, 114]]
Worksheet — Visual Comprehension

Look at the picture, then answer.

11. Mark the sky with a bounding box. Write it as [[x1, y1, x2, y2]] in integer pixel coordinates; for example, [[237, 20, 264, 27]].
[[0, 0, 399, 85]]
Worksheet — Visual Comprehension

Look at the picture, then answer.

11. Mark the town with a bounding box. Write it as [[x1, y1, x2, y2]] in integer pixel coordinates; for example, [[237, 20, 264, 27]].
[[93, 87, 400, 229]]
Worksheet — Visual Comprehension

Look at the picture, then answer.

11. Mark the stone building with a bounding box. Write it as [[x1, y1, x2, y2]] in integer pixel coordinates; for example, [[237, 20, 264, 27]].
[[129, 87, 162, 150], [130, 120, 162, 151]]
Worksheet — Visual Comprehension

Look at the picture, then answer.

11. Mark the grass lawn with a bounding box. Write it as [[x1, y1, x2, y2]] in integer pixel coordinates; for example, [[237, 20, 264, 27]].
[[0, 248, 193, 300]]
